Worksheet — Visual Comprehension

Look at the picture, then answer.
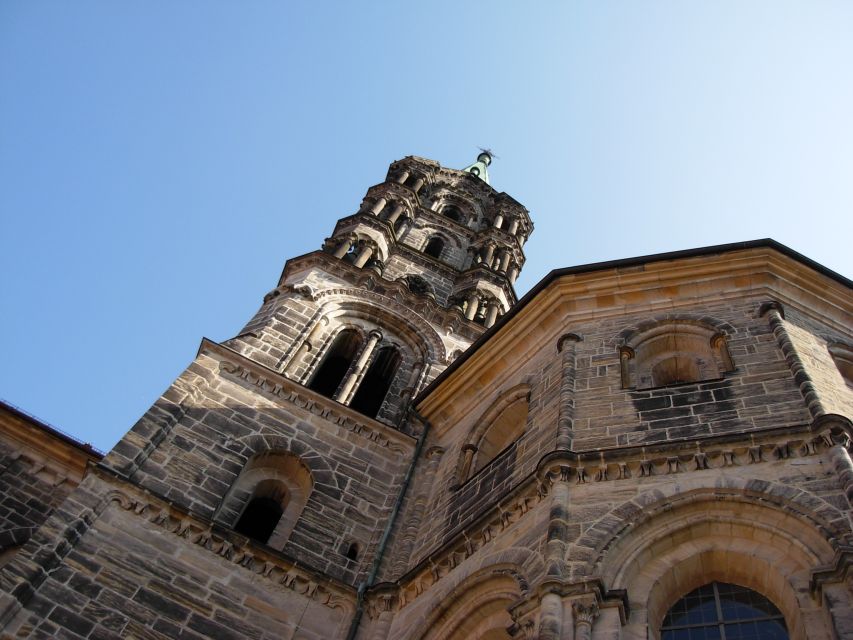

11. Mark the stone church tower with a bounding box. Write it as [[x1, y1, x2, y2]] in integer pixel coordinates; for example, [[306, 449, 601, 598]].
[[0, 153, 851, 640]]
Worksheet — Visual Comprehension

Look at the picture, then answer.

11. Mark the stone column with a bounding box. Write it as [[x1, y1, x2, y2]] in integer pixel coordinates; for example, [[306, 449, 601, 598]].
[[828, 434, 853, 510], [619, 347, 634, 389], [493, 213, 504, 229], [284, 317, 329, 374], [545, 466, 571, 577], [507, 264, 519, 283], [456, 444, 477, 485], [760, 301, 825, 418], [336, 330, 382, 402], [396, 170, 410, 184], [482, 243, 495, 265], [556, 334, 582, 450], [537, 591, 563, 640], [498, 250, 511, 272], [384, 202, 405, 224], [508, 218, 519, 235], [464, 246, 477, 269], [572, 599, 600, 640], [370, 197, 388, 215], [484, 302, 499, 328], [411, 177, 425, 193], [368, 594, 396, 640], [353, 243, 375, 268], [335, 237, 355, 258], [464, 293, 480, 321], [395, 216, 412, 238]]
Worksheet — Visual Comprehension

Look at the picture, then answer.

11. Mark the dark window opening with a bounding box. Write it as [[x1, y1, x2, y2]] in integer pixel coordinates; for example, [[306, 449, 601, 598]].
[[349, 346, 401, 418], [309, 330, 362, 398], [661, 582, 788, 640], [343, 242, 358, 264], [443, 206, 462, 222], [345, 542, 359, 561], [235, 495, 284, 544], [424, 237, 444, 259]]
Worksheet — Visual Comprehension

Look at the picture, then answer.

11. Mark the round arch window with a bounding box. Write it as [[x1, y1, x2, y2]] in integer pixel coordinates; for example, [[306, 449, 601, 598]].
[[661, 582, 787, 639]]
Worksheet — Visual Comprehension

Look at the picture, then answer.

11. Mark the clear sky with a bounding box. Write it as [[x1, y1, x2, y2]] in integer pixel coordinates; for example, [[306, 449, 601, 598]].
[[1, 2, 851, 451]]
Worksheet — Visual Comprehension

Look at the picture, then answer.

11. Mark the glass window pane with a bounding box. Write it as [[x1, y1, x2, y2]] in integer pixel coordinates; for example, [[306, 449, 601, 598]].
[[662, 582, 787, 640]]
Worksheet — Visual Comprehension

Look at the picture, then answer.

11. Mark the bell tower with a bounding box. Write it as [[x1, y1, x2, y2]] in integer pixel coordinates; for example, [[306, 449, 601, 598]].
[[227, 152, 533, 427], [0, 153, 534, 640]]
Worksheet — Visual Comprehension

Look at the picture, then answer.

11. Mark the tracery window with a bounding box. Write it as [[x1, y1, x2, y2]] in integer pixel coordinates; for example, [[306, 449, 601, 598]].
[[661, 582, 788, 639]]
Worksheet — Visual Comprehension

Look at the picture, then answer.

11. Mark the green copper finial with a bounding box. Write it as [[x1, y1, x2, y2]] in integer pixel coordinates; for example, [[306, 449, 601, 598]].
[[463, 148, 494, 184]]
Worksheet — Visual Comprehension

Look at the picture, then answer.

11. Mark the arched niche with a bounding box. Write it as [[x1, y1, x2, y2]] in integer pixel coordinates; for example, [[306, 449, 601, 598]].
[[620, 319, 735, 389], [217, 451, 313, 551], [413, 572, 523, 640], [592, 492, 839, 640], [457, 384, 530, 484]]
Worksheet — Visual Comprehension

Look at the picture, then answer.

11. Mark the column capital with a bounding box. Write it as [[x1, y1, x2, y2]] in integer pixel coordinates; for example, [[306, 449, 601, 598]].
[[557, 333, 583, 353], [572, 598, 600, 626], [758, 299, 785, 319]]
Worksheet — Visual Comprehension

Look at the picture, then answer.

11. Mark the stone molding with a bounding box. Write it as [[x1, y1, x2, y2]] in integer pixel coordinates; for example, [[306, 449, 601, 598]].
[[389, 417, 850, 613], [96, 473, 355, 613], [201, 339, 417, 455]]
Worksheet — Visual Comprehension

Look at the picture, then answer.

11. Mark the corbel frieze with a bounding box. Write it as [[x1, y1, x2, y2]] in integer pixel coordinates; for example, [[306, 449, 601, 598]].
[[203, 340, 416, 455], [392, 422, 849, 613], [102, 485, 354, 613]]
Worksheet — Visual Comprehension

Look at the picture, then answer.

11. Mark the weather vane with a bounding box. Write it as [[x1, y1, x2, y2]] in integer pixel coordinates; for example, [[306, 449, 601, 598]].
[[478, 147, 499, 160]]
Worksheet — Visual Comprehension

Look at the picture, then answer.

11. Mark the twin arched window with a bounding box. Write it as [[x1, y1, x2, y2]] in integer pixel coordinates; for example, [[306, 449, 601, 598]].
[[307, 328, 401, 420], [308, 329, 361, 397]]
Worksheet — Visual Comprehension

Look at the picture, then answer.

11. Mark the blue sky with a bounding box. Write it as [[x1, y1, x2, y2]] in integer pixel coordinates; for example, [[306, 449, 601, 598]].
[[1, 2, 851, 451]]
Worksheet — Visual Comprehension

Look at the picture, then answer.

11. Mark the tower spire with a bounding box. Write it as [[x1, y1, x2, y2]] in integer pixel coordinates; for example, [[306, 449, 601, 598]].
[[463, 149, 493, 184]]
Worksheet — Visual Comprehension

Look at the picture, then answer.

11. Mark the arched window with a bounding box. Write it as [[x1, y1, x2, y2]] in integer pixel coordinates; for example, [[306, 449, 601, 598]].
[[661, 582, 788, 639], [234, 479, 286, 544], [217, 452, 313, 551], [308, 329, 362, 398], [344, 542, 359, 561], [620, 321, 735, 390], [423, 236, 445, 259], [349, 346, 401, 418], [443, 205, 462, 223]]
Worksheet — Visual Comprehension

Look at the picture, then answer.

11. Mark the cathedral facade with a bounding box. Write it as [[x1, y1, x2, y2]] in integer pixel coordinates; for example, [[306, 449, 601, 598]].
[[0, 154, 851, 639]]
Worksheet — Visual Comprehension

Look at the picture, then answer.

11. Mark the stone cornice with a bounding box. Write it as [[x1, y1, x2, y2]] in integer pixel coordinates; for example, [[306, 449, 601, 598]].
[[90, 465, 357, 612], [198, 339, 417, 455], [273, 251, 486, 343], [418, 244, 852, 419], [385, 418, 850, 613]]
